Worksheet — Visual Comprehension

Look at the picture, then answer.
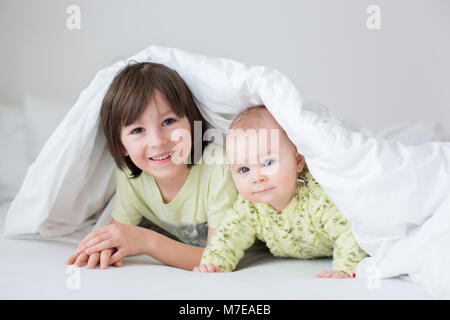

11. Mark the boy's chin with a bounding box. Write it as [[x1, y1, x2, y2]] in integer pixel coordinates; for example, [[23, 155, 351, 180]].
[[145, 164, 189, 179]]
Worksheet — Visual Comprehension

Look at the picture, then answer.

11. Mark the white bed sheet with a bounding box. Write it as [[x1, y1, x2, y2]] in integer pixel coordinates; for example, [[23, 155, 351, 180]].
[[0, 201, 431, 300]]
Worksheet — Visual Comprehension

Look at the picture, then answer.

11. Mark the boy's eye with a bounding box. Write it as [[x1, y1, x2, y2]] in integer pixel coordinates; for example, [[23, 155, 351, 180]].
[[130, 127, 144, 134], [263, 159, 274, 166], [239, 167, 250, 174], [162, 118, 176, 127]]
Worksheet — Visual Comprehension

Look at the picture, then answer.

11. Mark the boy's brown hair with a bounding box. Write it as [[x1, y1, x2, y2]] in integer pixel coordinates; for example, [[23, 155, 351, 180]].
[[100, 61, 208, 178]]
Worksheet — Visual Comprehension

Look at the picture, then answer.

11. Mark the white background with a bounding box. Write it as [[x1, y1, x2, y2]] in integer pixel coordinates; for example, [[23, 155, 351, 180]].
[[1, 0, 449, 132]]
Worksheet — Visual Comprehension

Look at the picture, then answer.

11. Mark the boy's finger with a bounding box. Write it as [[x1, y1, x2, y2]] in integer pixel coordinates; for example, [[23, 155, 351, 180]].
[[193, 266, 199, 272], [74, 253, 89, 267], [109, 250, 124, 265], [84, 239, 117, 255], [77, 227, 110, 251], [66, 252, 79, 264], [199, 264, 208, 273], [78, 233, 111, 253], [100, 249, 113, 269], [87, 253, 100, 269], [206, 263, 215, 272], [114, 260, 123, 267]]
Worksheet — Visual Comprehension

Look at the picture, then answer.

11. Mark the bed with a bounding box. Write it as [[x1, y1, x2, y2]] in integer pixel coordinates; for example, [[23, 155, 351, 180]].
[[0, 200, 432, 300]]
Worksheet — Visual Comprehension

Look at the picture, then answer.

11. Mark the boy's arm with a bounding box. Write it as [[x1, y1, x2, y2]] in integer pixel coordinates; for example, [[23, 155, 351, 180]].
[[116, 217, 211, 270], [142, 228, 207, 270], [77, 218, 206, 270]]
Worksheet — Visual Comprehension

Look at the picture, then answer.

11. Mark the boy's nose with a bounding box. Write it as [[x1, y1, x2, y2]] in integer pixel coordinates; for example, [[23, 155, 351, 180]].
[[147, 130, 168, 148]]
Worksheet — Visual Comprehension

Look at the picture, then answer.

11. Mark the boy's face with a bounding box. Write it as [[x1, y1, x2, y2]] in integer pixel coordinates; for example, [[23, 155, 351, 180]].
[[120, 90, 192, 181], [226, 116, 305, 211]]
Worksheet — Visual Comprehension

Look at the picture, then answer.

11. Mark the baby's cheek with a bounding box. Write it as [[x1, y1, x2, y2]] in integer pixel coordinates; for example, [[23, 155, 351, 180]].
[[236, 185, 252, 201]]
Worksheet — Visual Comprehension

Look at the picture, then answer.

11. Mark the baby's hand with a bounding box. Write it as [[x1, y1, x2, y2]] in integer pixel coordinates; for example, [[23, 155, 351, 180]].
[[315, 270, 353, 279], [192, 263, 224, 273], [66, 248, 123, 269]]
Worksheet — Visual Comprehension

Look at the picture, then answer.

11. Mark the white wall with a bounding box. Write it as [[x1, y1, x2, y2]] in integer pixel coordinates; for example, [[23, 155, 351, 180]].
[[0, 0, 449, 132]]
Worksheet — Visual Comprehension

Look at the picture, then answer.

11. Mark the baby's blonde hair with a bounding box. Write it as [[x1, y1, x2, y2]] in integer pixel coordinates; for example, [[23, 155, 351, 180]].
[[227, 105, 309, 175], [229, 105, 274, 131]]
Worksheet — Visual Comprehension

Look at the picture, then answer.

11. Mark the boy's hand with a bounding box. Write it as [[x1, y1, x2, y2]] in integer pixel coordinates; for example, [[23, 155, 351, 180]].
[[75, 223, 149, 265], [192, 263, 224, 273], [315, 270, 353, 279], [66, 248, 123, 269]]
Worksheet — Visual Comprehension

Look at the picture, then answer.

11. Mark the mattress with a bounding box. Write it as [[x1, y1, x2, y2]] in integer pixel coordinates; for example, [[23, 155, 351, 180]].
[[0, 200, 431, 300]]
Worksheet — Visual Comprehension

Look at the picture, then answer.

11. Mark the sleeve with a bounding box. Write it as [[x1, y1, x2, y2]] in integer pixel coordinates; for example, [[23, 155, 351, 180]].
[[316, 189, 368, 275], [111, 168, 144, 226], [206, 148, 239, 228], [200, 196, 257, 272]]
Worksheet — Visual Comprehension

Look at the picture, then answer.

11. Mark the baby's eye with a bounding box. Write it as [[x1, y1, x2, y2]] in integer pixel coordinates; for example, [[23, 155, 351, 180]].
[[130, 127, 144, 135], [263, 159, 274, 166], [162, 118, 176, 127], [239, 167, 250, 174]]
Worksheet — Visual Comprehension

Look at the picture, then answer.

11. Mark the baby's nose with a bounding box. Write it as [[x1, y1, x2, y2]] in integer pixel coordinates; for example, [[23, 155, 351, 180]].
[[253, 174, 267, 184]]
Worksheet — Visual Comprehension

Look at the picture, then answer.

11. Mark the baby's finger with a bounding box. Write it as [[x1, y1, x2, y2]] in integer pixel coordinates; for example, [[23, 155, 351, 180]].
[[100, 249, 113, 270], [87, 253, 100, 269], [331, 272, 350, 279], [315, 270, 332, 278], [314, 271, 327, 278], [206, 263, 216, 272], [193, 266, 200, 272], [113, 260, 123, 267], [199, 264, 208, 273]]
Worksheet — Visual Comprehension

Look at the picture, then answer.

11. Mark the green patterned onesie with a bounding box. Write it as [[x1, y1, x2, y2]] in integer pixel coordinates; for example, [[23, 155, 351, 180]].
[[200, 171, 368, 275]]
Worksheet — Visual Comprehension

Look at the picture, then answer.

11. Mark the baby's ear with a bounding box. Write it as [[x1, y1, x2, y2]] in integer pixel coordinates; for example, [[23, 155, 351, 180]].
[[296, 152, 306, 173]]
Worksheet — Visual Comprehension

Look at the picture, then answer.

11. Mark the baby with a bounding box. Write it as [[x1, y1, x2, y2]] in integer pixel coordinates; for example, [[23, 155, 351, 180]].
[[193, 106, 367, 278]]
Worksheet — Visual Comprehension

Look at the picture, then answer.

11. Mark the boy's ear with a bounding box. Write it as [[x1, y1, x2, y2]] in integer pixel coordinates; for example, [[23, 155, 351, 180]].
[[296, 152, 306, 173], [121, 145, 129, 157]]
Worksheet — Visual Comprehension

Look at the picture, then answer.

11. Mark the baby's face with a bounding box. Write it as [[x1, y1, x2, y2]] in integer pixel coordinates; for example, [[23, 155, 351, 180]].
[[226, 117, 305, 211]]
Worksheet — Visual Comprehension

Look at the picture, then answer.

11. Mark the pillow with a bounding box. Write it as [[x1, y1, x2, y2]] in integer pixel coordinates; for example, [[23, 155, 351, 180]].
[[0, 104, 31, 202], [23, 95, 73, 161]]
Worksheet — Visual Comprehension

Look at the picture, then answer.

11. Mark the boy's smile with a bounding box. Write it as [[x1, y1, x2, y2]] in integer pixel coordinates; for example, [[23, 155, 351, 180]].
[[120, 90, 192, 183]]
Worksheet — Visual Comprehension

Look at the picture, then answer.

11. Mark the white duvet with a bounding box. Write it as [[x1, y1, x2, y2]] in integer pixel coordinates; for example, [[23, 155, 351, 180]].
[[4, 46, 450, 298]]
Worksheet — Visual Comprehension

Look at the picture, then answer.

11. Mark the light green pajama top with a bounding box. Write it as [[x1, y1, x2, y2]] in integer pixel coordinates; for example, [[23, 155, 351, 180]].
[[200, 171, 368, 275]]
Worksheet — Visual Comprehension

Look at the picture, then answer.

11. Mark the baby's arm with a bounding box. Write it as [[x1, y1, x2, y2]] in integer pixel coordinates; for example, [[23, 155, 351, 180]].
[[320, 204, 368, 277], [193, 263, 224, 273], [194, 200, 257, 273]]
